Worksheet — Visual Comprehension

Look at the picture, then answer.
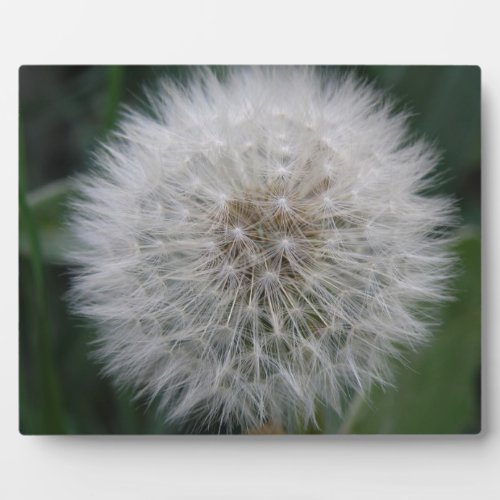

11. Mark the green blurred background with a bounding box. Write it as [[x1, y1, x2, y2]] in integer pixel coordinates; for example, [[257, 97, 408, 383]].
[[19, 66, 481, 434]]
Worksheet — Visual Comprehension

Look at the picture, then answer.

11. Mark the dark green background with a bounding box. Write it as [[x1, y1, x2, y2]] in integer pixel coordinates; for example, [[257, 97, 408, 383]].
[[19, 66, 481, 434]]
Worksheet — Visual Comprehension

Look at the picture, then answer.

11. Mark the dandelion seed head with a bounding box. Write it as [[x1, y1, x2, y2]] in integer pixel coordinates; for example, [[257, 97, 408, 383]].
[[70, 67, 456, 433]]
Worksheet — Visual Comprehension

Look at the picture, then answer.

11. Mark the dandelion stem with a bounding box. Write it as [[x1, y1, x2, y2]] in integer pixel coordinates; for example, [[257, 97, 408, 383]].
[[338, 392, 365, 434], [247, 422, 286, 434]]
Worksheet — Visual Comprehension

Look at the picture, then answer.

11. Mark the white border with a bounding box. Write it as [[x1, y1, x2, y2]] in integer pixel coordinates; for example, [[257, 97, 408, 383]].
[[2, 1, 498, 499]]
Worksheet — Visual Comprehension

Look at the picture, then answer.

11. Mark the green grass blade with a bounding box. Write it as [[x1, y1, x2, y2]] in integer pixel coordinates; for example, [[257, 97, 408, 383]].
[[104, 65, 124, 130], [19, 114, 65, 434]]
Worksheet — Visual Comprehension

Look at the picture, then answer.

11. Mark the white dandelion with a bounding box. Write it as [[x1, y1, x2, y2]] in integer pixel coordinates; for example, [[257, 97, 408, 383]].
[[70, 67, 456, 433]]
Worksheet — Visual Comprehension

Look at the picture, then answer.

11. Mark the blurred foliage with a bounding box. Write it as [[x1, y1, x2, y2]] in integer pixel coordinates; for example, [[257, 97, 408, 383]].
[[365, 66, 481, 228], [346, 237, 481, 434], [19, 66, 480, 434]]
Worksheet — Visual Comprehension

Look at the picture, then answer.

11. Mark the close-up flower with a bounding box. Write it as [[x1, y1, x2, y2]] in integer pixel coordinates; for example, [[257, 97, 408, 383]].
[[68, 67, 457, 433]]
